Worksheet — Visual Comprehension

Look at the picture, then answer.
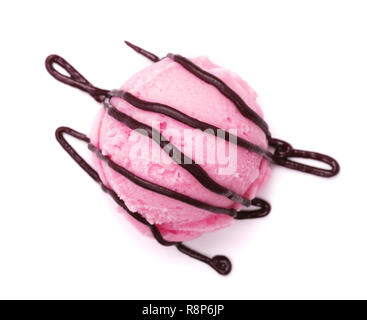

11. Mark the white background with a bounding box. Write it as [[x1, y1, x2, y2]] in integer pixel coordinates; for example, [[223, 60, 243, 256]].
[[0, 0, 366, 300]]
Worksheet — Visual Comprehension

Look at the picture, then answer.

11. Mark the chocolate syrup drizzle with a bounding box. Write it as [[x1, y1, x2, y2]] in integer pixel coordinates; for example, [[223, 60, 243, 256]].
[[55, 127, 232, 274], [46, 42, 339, 275]]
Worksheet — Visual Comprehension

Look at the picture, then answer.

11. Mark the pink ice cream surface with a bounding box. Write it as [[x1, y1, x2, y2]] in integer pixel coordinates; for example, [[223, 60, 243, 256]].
[[89, 56, 271, 242]]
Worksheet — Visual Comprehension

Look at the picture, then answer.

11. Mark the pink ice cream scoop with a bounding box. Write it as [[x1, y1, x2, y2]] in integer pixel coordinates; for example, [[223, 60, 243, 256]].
[[46, 42, 339, 275]]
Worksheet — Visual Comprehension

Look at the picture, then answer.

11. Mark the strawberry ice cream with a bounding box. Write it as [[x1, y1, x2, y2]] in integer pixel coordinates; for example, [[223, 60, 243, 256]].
[[46, 41, 339, 275], [89, 55, 270, 242]]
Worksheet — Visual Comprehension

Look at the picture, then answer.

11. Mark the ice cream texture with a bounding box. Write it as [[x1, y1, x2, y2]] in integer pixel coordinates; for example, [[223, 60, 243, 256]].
[[89, 55, 271, 242]]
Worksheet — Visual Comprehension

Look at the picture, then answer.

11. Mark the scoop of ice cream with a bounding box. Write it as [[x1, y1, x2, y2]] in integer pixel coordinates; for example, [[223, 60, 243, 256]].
[[89, 56, 270, 242]]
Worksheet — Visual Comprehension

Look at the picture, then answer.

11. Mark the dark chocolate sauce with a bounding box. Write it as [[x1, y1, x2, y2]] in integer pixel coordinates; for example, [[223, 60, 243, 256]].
[[46, 42, 339, 275], [124, 41, 160, 63], [45, 55, 109, 103], [269, 138, 340, 177]]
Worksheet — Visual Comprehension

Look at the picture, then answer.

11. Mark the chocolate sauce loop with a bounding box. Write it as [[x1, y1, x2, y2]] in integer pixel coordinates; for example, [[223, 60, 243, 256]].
[[236, 198, 271, 219], [45, 55, 109, 103], [269, 138, 340, 177], [176, 244, 232, 275]]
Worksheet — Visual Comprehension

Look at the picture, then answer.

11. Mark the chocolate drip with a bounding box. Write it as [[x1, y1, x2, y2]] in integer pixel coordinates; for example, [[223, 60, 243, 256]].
[[124, 41, 160, 63], [55, 126, 233, 275]]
